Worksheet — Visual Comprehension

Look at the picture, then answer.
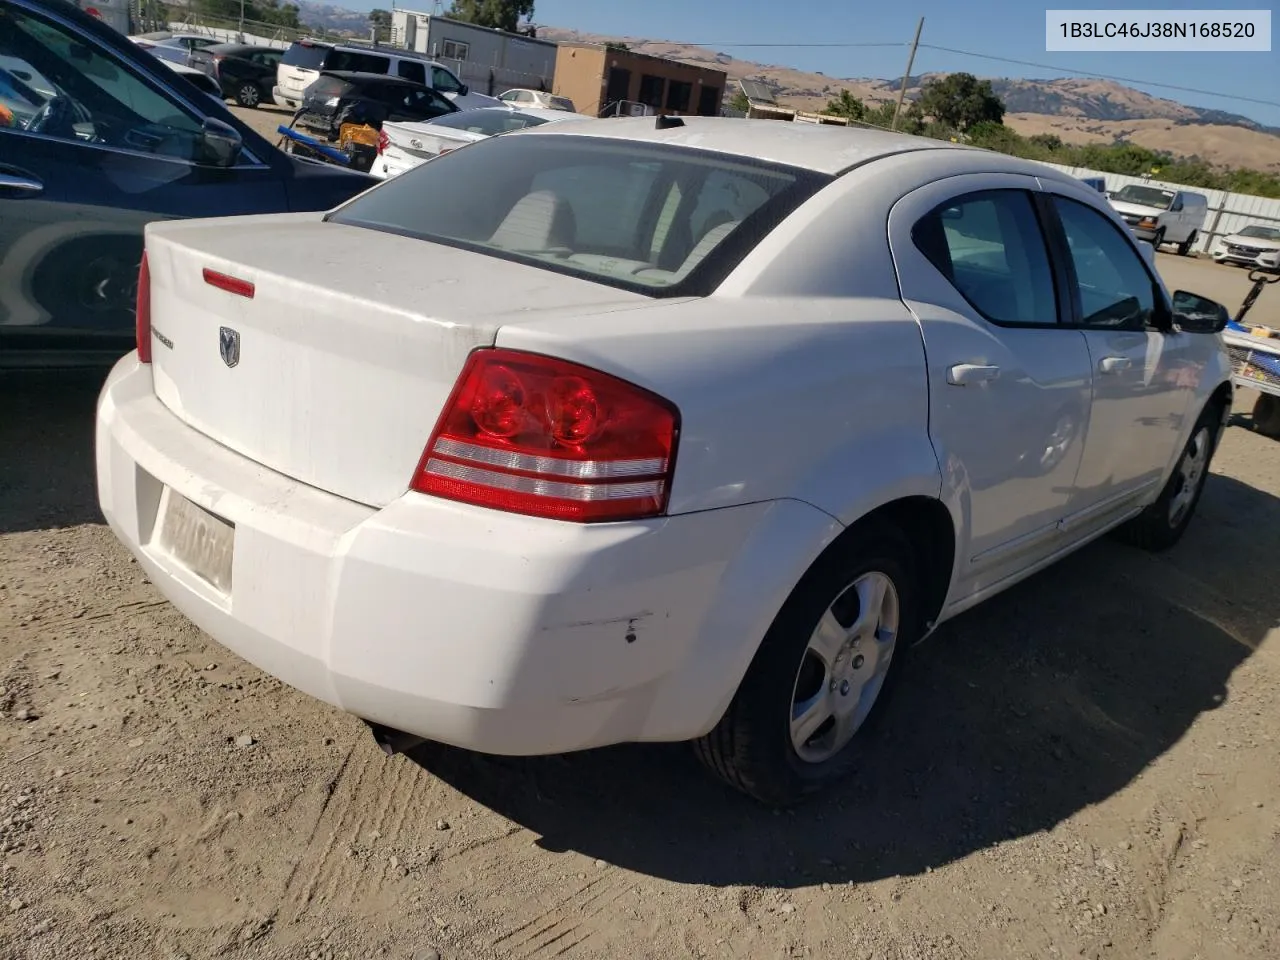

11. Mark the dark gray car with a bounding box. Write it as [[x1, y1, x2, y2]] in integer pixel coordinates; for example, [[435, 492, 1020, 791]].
[[0, 0, 376, 369]]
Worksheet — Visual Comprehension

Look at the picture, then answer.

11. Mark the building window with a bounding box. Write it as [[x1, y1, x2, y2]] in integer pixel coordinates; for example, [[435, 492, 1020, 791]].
[[698, 85, 722, 116], [638, 74, 665, 109], [666, 79, 692, 113], [442, 39, 469, 60]]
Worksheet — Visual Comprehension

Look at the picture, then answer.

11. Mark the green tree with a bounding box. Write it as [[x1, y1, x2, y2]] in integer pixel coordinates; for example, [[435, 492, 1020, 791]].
[[821, 89, 865, 121], [368, 8, 392, 41], [448, 0, 534, 32], [917, 72, 1005, 131], [727, 89, 750, 113]]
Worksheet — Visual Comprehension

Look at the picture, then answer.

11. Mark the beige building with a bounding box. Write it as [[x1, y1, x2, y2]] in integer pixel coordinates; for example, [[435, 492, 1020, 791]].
[[553, 44, 727, 118]]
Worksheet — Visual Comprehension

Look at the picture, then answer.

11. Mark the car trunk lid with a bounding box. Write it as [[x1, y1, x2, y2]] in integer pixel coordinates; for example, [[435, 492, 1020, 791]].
[[143, 214, 653, 507], [382, 120, 476, 163]]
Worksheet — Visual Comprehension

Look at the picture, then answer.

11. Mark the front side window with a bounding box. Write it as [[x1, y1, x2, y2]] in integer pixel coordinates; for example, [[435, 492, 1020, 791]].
[[329, 135, 829, 296], [431, 66, 462, 94], [1052, 196, 1158, 330], [0, 6, 207, 160], [912, 190, 1059, 326]]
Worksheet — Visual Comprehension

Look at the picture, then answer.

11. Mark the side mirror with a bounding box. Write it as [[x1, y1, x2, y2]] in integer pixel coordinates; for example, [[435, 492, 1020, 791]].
[[458, 83, 469, 96], [1171, 289, 1229, 334], [197, 117, 242, 167]]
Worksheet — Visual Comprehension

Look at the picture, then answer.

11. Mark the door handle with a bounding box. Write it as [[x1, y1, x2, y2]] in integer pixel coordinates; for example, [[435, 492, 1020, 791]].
[[947, 363, 1001, 386], [0, 172, 43, 196], [1098, 356, 1132, 375]]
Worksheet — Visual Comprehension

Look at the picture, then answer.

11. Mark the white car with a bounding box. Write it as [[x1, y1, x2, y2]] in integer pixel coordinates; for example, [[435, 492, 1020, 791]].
[[1212, 224, 1280, 272], [1107, 184, 1208, 255], [374, 105, 590, 180], [497, 87, 577, 112], [95, 117, 1234, 806]]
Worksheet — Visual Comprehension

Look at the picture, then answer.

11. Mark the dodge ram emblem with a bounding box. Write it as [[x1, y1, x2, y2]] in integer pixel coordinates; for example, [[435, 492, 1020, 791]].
[[218, 326, 240, 368]]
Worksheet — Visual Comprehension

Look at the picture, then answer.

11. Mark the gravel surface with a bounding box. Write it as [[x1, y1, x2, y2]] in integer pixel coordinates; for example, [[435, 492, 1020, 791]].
[[2, 250, 1279, 960]]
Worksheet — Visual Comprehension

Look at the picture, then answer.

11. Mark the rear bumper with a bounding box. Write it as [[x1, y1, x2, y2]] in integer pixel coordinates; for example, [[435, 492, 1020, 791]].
[[96, 356, 836, 754], [272, 86, 301, 109]]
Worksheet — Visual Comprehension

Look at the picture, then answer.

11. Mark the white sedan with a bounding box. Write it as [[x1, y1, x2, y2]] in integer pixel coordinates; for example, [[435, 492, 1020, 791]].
[[96, 117, 1234, 806], [373, 104, 588, 179]]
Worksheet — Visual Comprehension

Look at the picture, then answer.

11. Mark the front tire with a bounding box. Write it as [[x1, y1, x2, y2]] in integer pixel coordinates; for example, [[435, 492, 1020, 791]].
[[1253, 394, 1280, 438], [235, 82, 262, 108], [694, 523, 921, 806], [1151, 228, 1166, 250], [1113, 401, 1221, 552]]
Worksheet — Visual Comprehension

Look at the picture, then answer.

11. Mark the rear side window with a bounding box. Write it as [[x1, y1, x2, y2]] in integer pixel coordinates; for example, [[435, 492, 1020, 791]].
[[912, 190, 1059, 326], [397, 60, 426, 85], [282, 42, 329, 69], [328, 134, 830, 297], [328, 50, 390, 74]]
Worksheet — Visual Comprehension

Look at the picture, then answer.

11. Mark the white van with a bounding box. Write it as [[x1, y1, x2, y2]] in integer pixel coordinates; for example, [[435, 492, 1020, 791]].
[[273, 40, 501, 112], [1106, 184, 1208, 256]]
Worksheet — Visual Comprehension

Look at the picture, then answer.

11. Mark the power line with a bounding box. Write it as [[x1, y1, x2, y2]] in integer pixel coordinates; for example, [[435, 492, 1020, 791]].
[[673, 39, 1280, 113], [918, 43, 1280, 111], [681, 42, 907, 49]]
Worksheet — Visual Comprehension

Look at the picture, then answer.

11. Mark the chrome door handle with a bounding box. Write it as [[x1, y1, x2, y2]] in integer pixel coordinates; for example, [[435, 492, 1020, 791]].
[[947, 363, 1001, 386], [0, 173, 43, 195], [1098, 356, 1132, 374]]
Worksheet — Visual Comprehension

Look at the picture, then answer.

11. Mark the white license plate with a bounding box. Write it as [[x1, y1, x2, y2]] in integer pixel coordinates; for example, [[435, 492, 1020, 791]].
[[154, 489, 235, 594]]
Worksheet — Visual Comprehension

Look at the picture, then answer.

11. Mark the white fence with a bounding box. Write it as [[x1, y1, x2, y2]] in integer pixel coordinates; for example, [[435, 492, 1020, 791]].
[[1039, 162, 1280, 255]]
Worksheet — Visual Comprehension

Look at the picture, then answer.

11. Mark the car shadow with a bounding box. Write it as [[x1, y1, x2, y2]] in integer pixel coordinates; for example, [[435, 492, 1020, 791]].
[[404, 470, 1276, 889], [0, 368, 109, 534]]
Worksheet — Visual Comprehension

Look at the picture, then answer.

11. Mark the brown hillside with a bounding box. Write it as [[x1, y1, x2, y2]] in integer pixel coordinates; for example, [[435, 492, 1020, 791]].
[[538, 28, 1280, 172]]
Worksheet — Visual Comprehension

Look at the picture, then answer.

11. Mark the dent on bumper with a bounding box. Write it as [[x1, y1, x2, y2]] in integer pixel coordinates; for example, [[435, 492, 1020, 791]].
[[95, 357, 838, 754]]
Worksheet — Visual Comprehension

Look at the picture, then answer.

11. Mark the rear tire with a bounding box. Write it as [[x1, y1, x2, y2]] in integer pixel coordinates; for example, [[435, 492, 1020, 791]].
[[693, 522, 921, 807], [1253, 394, 1280, 438], [1177, 231, 1196, 256], [1113, 401, 1221, 552], [235, 82, 262, 108]]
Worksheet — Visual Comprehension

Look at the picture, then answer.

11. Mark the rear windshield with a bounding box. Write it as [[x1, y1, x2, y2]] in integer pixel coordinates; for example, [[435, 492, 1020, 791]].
[[282, 42, 329, 69], [549, 95, 575, 111], [328, 134, 830, 297], [427, 109, 554, 136], [307, 75, 349, 99]]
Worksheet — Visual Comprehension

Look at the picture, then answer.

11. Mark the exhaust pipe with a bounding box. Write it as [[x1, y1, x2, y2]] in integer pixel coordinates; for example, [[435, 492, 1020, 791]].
[[365, 720, 427, 757]]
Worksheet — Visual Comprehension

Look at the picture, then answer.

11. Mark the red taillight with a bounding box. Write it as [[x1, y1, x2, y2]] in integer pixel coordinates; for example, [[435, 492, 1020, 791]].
[[135, 251, 151, 363], [377, 129, 389, 155], [411, 349, 680, 523], [203, 268, 255, 299]]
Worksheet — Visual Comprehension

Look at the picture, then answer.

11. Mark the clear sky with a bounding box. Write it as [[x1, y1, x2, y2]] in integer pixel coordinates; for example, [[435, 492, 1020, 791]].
[[397, 0, 1279, 127]]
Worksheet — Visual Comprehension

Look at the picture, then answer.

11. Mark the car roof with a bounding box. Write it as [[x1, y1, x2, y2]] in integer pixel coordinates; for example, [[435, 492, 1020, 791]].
[[463, 105, 586, 121], [207, 42, 277, 54], [517, 115, 980, 175]]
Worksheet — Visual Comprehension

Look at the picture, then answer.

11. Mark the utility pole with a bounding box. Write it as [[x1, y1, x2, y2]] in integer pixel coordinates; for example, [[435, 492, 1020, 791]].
[[237, 0, 245, 40], [891, 17, 923, 131]]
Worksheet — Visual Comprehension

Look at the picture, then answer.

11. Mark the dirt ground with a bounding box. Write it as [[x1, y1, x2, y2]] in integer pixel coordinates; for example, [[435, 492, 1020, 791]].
[[3, 247, 1280, 960]]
